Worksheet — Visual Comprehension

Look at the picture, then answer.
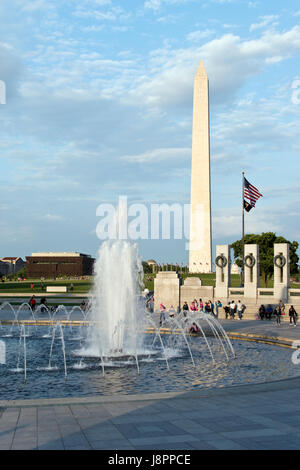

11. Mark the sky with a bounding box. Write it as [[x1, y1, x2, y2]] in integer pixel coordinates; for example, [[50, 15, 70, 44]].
[[0, 0, 299, 264]]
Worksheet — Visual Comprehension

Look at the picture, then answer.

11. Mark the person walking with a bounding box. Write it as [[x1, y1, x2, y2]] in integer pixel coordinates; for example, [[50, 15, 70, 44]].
[[237, 300, 244, 320], [182, 301, 189, 317], [289, 305, 298, 327], [274, 305, 281, 326], [159, 303, 166, 326], [230, 300, 236, 319]]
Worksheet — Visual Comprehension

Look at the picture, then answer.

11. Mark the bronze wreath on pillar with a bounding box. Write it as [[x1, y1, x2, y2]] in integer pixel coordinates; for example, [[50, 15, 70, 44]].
[[215, 255, 228, 268], [244, 254, 256, 268], [274, 254, 286, 268]]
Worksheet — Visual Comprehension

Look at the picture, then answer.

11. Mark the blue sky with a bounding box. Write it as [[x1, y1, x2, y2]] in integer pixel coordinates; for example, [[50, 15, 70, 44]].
[[0, 0, 299, 264]]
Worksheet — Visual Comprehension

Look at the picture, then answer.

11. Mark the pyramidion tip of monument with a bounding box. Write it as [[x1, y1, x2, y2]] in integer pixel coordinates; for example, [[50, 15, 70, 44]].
[[195, 60, 208, 78]]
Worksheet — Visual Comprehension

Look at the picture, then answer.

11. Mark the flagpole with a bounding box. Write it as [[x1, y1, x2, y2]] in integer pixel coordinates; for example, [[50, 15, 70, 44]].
[[241, 171, 245, 287]]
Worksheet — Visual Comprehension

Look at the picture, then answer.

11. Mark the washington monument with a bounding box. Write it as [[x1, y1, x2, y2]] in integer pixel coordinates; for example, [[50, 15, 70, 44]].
[[189, 61, 212, 273]]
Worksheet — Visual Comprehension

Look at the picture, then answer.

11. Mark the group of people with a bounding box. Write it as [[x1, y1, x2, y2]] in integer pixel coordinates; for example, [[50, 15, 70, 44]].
[[258, 300, 298, 326], [158, 298, 223, 327], [28, 295, 58, 313], [223, 300, 246, 320], [182, 299, 223, 317]]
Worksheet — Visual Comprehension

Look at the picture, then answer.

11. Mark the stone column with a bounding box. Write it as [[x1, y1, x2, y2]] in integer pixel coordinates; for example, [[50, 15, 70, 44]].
[[244, 244, 260, 300], [154, 271, 181, 312], [274, 243, 290, 303], [215, 244, 231, 299]]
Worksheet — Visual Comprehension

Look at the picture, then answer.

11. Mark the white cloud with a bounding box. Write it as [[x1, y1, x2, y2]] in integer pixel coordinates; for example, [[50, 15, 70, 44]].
[[122, 147, 190, 163], [213, 202, 300, 242], [128, 26, 300, 110], [144, 0, 162, 10], [250, 15, 279, 32], [144, 0, 189, 11], [43, 214, 64, 221], [73, 8, 116, 20], [186, 29, 215, 42]]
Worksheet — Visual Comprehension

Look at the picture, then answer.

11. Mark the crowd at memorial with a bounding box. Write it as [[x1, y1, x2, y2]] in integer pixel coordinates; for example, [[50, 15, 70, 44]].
[[257, 301, 298, 326], [27, 292, 298, 329], [154, 297, 298, 328]]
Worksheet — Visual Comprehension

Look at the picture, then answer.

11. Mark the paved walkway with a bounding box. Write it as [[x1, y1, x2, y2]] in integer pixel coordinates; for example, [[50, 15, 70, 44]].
[[221, 318, 300, 340], [0, 320, 300, 450]]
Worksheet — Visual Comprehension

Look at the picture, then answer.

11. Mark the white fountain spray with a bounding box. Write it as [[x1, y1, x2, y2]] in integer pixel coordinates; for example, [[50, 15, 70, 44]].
[[85, 202, 145, 358]]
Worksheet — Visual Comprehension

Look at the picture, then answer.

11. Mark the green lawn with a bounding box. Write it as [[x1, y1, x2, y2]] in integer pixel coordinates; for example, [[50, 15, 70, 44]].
[[0, 273, 299, 295], [0, 280, 92, 294]]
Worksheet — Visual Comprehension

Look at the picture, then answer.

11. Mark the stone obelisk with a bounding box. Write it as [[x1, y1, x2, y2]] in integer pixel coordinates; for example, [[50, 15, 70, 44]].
[[189, 61, 212, 273]]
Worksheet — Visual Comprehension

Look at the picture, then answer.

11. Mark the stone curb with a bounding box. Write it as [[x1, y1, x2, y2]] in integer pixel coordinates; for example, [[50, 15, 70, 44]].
[[1, 371, 300, 409], [227, 331, 297, 348]]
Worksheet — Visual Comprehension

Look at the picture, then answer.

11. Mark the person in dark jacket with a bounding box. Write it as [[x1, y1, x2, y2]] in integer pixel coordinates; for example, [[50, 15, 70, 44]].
[[266, 304, 273, 320], [224, 305, 230, 319], [289, 305, 298, 327], [259, 305, 266, 320], [182, 301, 189, 317], [40, 297, 48, 313], [274, 305, 281, 325]]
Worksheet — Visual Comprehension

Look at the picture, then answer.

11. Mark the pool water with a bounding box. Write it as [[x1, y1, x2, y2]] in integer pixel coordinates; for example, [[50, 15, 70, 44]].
[[0, 325, 299, 400]]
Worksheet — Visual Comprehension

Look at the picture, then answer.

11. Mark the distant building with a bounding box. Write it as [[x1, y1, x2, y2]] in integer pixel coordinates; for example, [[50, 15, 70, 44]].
[[26, 252, 95, 278], [146, 259, 158, 273], [231, 262, 241, 275], [146, 259, 157, 267], [0, 257, 25, 276]]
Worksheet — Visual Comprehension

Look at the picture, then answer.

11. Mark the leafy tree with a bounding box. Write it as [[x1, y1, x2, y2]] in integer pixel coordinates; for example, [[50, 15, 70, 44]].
[[16, 266, 27, 279], [231, 232, 299, 287], [142, 262, 152, 274]]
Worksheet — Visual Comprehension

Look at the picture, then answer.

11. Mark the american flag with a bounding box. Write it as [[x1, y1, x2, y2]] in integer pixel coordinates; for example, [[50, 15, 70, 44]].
[[244, 177, 263, 207]]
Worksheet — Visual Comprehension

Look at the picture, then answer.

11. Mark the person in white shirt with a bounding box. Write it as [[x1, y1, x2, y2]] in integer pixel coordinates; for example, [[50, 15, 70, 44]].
[[237, 300, 244, 320], [230, 300, 236, 319]]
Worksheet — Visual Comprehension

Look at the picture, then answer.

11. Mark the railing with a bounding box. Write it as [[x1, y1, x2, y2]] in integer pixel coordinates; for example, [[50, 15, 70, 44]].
[[228, 288, 244, 296], [289, 289, 300, 297], [258, 288, 274, 296]]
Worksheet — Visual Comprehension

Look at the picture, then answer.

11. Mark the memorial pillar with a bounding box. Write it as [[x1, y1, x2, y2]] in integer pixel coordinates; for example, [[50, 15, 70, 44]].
[[215, 244, 231, 299], [244, 244, 260, 300], [274, 243, 290, 303]]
